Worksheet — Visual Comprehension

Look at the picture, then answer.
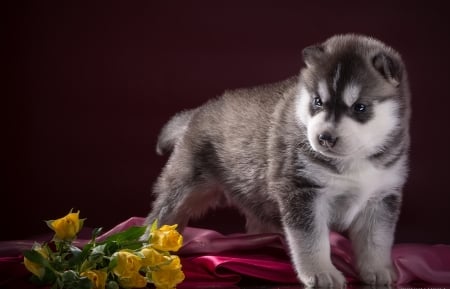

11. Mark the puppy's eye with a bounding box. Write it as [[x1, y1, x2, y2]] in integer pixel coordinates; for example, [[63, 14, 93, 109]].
[[353, 103, 366, 112], [313, 97, 323, 107]]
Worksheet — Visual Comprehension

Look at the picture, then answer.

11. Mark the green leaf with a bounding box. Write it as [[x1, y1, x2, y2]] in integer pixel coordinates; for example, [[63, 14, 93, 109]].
[[65, 245, 83, 269], [45, 219, 55, 231], [91, 227, 103, 241], [23, 249, 49, 268], [88, 243, 106, 263], [106, 280, 119, 289], [61, 270, 78, 283], [108, 254, 118, 271], [104, 241, 120, 255], [101, 226, 146, 245], [91, 243, 107, 255], [79, 218, 86, 232], [69, 245, 82, 256], [54, 277, 63, 289], [78, 277, 93, 289], [28, 268, 57, 286], [60, 270, 92, 289], [68, 243, 93, 268]]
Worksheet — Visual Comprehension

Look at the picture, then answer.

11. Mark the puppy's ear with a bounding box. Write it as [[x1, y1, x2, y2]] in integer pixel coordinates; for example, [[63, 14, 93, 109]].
[[302, 44, 324, 67], [372, 52, 402, 87]]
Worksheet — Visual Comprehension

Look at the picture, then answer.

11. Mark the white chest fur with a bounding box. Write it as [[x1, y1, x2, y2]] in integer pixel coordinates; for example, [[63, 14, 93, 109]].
[[301, 157, 407, 231]]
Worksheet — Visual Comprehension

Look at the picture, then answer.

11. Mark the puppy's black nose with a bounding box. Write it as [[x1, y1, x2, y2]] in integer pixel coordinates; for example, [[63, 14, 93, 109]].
[[318, 132, 337, 148]]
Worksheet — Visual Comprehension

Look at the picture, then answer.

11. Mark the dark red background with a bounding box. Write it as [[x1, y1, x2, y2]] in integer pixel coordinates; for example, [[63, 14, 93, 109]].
[[4, 1, 450, 243]]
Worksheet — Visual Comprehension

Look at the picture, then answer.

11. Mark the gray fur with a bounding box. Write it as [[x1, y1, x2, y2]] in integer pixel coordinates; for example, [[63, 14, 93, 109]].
[[156, 109, 197, 155], [146, 34, 411, 287]]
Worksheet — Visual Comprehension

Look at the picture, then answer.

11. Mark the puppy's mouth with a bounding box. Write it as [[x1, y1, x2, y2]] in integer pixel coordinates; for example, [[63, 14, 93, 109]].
[[314, 142, 368, 160], [315, 147, 348, 159]]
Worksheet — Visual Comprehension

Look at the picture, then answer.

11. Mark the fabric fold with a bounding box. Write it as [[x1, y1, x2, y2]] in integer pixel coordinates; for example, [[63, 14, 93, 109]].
[[1, 217, 449, 288]]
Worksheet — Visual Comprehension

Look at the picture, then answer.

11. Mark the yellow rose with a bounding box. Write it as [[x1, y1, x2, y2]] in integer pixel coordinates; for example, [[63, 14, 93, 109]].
[[151, 256, 185, 289], [23, 244, 48, 279], [152, 269, 185, 289], [140, 247, 167, 267], [47, 210, 83, 240], [162, 255, 182, 270], [151, 225, 183, 252], [117, 272, 147, 289], [112, 250, 142, 278], [80, 270, 107, 289]]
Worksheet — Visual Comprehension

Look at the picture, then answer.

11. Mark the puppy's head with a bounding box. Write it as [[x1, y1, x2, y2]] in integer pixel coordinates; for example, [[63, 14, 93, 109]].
[[295, 34, 410, 159]]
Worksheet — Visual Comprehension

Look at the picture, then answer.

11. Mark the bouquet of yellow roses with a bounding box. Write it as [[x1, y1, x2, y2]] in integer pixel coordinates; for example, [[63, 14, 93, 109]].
[[23, 210, 185, 289]]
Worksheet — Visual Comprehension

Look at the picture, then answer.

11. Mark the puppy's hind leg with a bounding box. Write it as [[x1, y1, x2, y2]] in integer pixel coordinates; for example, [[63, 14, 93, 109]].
[[145, 150, 220, 234], [146, 178, 193, 231]]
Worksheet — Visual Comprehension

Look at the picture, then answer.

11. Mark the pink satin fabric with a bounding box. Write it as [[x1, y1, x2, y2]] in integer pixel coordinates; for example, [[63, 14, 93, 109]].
[[1, 217, 450, 288]]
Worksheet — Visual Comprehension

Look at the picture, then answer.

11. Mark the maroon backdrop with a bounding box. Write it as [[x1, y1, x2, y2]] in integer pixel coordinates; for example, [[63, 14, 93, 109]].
[[4, 1, 450, 244]]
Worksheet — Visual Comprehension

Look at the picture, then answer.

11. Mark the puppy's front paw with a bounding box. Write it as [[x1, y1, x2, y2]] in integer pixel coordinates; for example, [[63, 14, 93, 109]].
[[359, 265, 396, 286], [300, 268, 346, 288]]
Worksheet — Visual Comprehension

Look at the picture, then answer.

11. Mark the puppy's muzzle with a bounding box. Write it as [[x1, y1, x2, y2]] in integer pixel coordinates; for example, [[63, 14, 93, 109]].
[[318, 132, 338, 148]]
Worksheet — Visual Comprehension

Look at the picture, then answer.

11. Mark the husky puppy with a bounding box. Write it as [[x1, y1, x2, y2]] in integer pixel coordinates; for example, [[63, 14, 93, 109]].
[[146, 34, 411, 287]]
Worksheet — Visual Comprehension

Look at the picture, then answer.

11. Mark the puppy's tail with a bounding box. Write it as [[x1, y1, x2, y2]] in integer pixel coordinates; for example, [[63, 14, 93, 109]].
[[156, 109, 196, 155]]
